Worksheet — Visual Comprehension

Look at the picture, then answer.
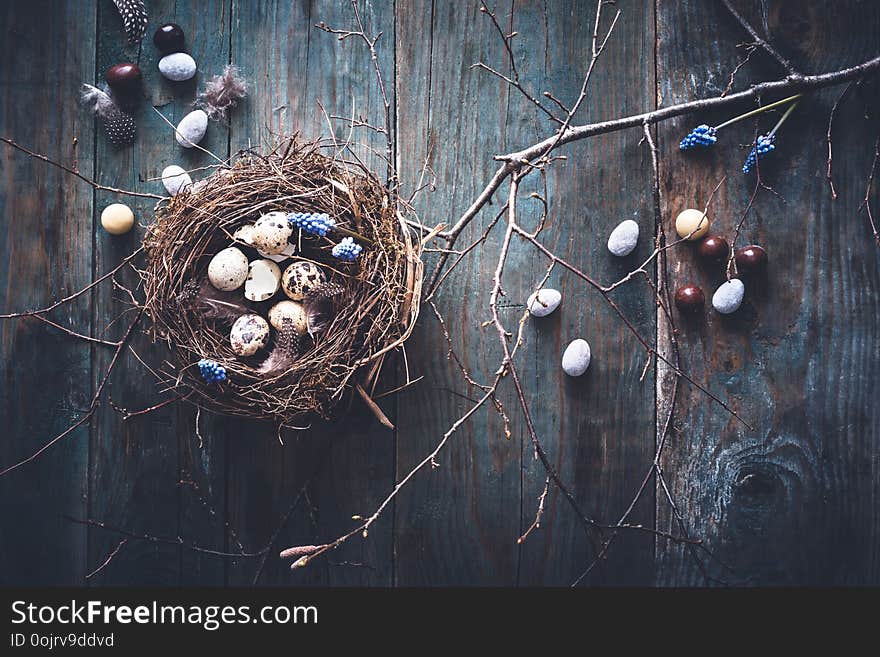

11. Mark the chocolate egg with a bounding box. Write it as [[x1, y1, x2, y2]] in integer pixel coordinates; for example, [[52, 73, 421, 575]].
[[153, 23, 186, 54], [674, 285, 705, 313], [105, 63, 142, 95], [282, 260, 327, 301], [734, 244, 767, 275], [697, 235, 729, 264]]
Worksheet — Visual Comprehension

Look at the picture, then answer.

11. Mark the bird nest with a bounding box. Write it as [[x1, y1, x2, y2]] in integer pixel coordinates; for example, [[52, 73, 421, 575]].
[[141, 139, 423, 425]]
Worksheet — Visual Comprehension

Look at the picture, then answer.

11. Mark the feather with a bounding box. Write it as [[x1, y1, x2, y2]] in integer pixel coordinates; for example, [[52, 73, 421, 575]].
[[303, 282, 344, 336], [81, 84, 137, 146], [257, 318, 302, 375], [113, 0, 148, 44], [176, 279, 250, 324], [196, 65, 249, 122]]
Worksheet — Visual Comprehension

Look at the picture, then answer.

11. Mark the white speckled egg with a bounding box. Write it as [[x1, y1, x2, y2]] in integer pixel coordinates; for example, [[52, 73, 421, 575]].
[[230, 314, 270, 357], [207, 246, 248, 291], [268, 300, 308, 335], [161, 165, 192, 196], [251, 212, 292, 255], [527, 288, 562, 317], [282, 260, 327, 301], [158, 52, 197, 82], [244, 259, 281, 302], [562, 339, 591, 377], [175, 109, 208, 148]]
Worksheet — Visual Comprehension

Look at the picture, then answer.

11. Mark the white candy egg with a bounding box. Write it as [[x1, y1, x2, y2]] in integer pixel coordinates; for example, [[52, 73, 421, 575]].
[[161, 165, 192, 196], [175, 109, 208, 148]]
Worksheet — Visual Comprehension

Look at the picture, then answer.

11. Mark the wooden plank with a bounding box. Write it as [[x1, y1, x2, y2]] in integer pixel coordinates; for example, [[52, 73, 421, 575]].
[[394, 0, 532, 586], [655, 0, 880, 584], [88, 0, 230, 585], [0, 0, 96, 585], [225, 0, 395, 586], [515, 0, 657, 586]]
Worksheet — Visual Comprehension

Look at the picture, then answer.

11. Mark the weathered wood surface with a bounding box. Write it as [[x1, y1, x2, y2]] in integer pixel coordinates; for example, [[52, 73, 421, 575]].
[[0, 0, 877, 586]]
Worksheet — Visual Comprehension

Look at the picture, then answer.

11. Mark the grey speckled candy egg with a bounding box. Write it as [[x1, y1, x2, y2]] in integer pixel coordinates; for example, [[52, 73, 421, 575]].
[[207, 246, 248, 291], [712, 278, 745, 314], [158, 52, 197, 82], [562, 339, 591, 376], [282, 260, 327, 301], [230, 314, 270, 357], [175, 109, 208, 148], [252, 212, 293, 255]]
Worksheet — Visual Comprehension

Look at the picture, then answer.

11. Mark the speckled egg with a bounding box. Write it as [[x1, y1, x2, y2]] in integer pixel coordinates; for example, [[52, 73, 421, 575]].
[[282, 260, 327, 301], [268, 300, 308, 335], [229, 314, 270, 357], [207, 246, 249, 291], [251, 212, 293, 255]]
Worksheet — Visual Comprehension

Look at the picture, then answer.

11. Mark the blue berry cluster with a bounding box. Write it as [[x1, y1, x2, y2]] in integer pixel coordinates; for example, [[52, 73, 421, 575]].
[[288, 212, 335, 237], [198, 359, 227, 384], [742, 134, 776, 174], [679, 124, 717, 151], [332, 237, 363, 262]]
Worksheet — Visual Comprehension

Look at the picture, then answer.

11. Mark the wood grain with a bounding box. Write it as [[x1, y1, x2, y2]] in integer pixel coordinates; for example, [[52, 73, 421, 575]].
[[655, 0, 880, 585], [0, 0, 95, 585]]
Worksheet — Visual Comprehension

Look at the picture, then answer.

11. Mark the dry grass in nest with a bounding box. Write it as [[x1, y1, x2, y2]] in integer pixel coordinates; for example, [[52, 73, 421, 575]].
[[141, 139, 423, 425]]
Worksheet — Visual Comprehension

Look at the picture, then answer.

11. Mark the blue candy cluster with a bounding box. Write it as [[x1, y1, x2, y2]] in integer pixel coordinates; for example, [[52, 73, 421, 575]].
[[198, 359, 227, 384], [288, 212, 335, 237], [679, 124, 718, 151], [742, 134, 776, 174], [332, 237, 363, 262]]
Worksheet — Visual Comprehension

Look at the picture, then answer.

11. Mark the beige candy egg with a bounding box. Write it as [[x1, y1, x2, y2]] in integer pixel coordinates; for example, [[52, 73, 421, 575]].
[[282, 260, 327, 301], [100, 203, 135, 235], [268, 300, 308, 335], [251, 212, 292, 255], [675, 208, 710, 240], [230, 314, 270, 357], [207, 247, 249, 291]]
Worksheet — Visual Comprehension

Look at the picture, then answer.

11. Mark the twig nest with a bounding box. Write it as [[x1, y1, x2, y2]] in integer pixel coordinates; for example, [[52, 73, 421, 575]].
[[244, 259, 281, 302], [251, 212, 293, 255], [268, 300, 308, 335], [562, 339, 592, 377], [282, 260, 327, 301], [675, 208, 710, 240], [230, 314, 270, 356], [607, 219, 639, 256], [161, 165, 192, 196], [527, 288, 561, 317], [175, 109, 208, 148], [207, 246, 248, 291], [101, 203, 135, 235], [712, 279, 745, 314], [158, 52, 197, 82]]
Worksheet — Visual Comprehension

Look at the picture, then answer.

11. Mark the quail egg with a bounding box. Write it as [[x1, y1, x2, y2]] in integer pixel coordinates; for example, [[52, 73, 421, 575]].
[[230, 314, 270, 357], [251, 211, 292, 255], [282, 260, 327, 301], [207, 246, 249, 291]]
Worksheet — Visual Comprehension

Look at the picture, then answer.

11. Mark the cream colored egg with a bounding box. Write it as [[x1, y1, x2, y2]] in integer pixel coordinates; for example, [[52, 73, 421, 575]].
[[282, 260, 327, 301], [244, 259, 282, 302], [229, 314, 270, 357], [100, 203, 135, 235], [207, 247, 249, 291], [268, 300, 308, 335], [251, 212, 293, 255], [675, 208, 710, 240]]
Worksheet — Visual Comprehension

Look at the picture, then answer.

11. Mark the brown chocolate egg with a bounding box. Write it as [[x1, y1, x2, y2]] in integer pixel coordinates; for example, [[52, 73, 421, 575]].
[[674, 285, 705, 313], [697, 235, 729, 264], [734, 244, 767, 275], [153, 23, 186, 54], [105, 63, 142, 95]]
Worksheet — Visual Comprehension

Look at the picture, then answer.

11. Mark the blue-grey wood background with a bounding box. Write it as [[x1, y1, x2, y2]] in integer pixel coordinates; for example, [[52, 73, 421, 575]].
[[0, 0, 878, 586]]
